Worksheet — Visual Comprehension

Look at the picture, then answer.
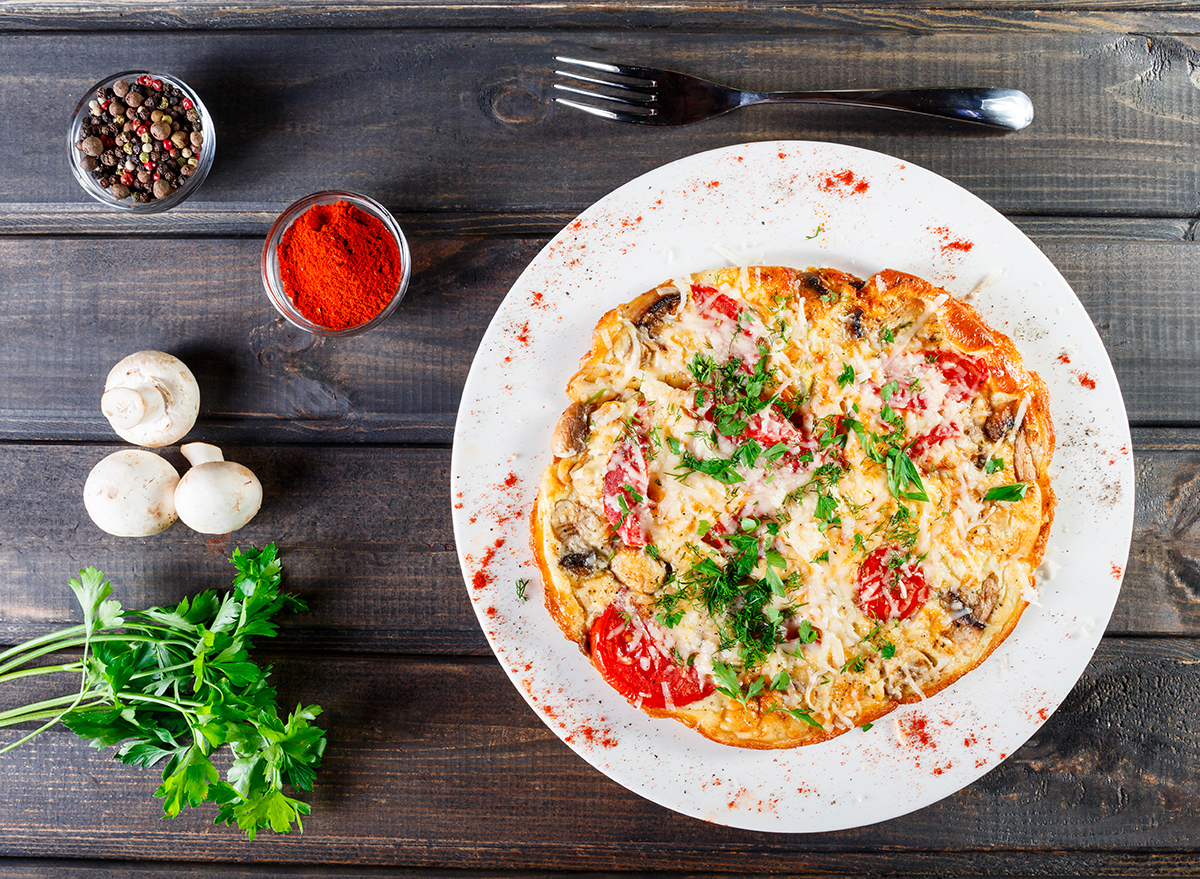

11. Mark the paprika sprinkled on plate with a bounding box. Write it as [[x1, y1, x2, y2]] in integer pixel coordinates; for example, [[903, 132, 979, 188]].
[[277, 200, 402, 331]]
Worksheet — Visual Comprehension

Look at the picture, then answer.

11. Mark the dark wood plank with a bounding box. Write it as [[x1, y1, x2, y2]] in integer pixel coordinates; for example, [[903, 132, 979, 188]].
[[0, 229, 1198, 438], [0, 435, 1194, 651], [3, 857, 1200, 879], [8, 30, 1200, 218], [4, 1, 1200, 34], [0, 640, 1196, 869]]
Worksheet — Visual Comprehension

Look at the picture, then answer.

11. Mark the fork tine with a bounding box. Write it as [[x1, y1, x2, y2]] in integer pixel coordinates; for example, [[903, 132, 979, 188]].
[[553, 82, 655, 106], [554, 56, 659, 81], [553, 97, 657, 124], [554, 68, 656, 94]]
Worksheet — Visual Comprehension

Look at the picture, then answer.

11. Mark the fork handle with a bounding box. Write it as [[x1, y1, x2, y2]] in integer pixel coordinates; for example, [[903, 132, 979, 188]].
[[742, 88, 1033, 131]]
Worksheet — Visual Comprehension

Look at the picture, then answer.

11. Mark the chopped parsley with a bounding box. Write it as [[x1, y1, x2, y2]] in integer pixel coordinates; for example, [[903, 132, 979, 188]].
[[837, 363, 856, 388]]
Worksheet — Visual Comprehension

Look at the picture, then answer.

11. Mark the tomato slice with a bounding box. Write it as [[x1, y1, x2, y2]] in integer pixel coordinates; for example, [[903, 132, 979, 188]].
[[589, 603, 715, 709], [602, 439, 650, 547], [692, 283, 741, 322], [907, 421, 960, 459], [856, 545, 929, 621], [933, 351, 989, 402]]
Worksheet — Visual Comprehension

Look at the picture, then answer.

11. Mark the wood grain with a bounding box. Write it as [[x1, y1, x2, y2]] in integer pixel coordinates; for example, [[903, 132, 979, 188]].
[[0, 231, 1198, 440], [0, 438, 1194, 648], [5, 0, 1200, 34], [10, 31, 1200, 217], [0, 640, 1196, 869]]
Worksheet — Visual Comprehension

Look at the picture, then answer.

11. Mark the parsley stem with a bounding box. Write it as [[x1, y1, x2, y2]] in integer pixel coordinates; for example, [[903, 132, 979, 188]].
[[0, 625, 87, 667], [0, 633, 191, 677], [0, 696, 105, 727], [0, 661, 82, 685]]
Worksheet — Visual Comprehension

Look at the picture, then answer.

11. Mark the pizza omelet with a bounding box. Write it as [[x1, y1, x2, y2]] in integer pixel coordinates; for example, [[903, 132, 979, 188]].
[[531, 266, 1055, 749]]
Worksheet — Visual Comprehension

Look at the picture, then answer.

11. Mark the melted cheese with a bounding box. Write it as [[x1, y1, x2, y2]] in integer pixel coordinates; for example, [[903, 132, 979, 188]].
[[542, 266, 1048, 743]]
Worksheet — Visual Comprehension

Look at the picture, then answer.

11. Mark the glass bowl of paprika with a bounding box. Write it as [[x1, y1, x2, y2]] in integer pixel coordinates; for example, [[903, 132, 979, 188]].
[[261, 190, 411, 337]]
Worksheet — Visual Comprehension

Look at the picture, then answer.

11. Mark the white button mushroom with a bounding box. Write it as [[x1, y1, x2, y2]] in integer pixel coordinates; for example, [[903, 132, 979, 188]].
[[83, 449, 180, 536], [174, 443, 263, 534], [101, 350, 200, 447]]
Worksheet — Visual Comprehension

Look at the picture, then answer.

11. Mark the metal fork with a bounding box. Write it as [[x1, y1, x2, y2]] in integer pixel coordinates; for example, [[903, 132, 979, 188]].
[[553, 57, 1033, 131]]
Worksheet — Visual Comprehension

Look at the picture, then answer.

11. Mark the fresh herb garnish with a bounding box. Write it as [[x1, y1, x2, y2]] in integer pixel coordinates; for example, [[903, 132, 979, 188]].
[[984, 482, 1030, 502], [886, 446, 930, 503], [515, 578, 529, 601], [985, 458, 1006, 474], [0, 545, 325, 840], [837, 363, 856, 388]]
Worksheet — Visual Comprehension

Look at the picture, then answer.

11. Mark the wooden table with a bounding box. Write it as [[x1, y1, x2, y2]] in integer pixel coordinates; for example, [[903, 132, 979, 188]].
[[2, 2, 1199, 875]]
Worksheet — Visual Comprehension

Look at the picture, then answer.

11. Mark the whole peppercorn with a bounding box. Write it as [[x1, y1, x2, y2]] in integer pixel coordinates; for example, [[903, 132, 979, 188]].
[[150, 121, 171, 140], [82, 156, 98, 172], [100, 150, 117, 166], [190, 131, 203, 148], [81, 136, 104, 157], [124, 91, 144, 108], [112, 79, 130, 98], [109, 183, 131, 200], [153, 179, 175, 199]]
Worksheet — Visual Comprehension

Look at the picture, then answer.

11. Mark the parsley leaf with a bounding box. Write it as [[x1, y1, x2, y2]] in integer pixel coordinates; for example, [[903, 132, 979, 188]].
[[886, 447, 930, 503], [985, 482, 1030, 502], [985, 458, 1006, 474], [837, 363, 856, 388]]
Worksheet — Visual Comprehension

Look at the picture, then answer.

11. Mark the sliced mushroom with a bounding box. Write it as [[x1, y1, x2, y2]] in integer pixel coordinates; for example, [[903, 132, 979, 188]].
[[634, 291, 681, 337], [948, 573, 1001, 629], [984, 399, 1019, 442], [552, 402, 589, 458], [610, 545, 668, 594], [1013, 425, 1035, 483], [559, 550, 599, 574], [551, 500, 609, 560], [845, 307, 865, 339], [797, 271, 833, 301]]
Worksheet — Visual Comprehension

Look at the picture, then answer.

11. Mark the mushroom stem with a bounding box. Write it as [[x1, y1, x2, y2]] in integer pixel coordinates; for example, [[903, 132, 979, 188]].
[[101, 384, 166, 431], [181, 442, 225, 466]]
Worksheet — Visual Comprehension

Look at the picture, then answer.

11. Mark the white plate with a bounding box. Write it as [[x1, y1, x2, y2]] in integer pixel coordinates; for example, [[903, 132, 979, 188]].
[[450, 141, 1133, 832]]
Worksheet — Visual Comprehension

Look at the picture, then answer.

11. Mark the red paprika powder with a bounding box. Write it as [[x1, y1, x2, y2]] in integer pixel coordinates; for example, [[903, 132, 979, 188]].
[[276, 200, 402, 331]]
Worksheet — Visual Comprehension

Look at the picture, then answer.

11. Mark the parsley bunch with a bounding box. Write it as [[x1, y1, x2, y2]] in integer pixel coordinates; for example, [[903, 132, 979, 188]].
[[0, 544, 325, 840]]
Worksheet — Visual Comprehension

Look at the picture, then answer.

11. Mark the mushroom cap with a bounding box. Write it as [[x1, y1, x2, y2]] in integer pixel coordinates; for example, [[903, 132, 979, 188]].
[[103, 350, 200, 447], [83, 449, 180, 537], [174, 461, 263, 534]]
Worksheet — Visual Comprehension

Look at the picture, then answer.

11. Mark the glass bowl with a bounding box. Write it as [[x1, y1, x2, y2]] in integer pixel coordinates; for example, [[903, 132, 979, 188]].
[[261, 190, 411, 337], [68, 71, 215, 213]]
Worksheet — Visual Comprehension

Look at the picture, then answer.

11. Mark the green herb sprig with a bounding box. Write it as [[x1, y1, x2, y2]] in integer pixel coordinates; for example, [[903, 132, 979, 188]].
[[0, 545, 325, 840]]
